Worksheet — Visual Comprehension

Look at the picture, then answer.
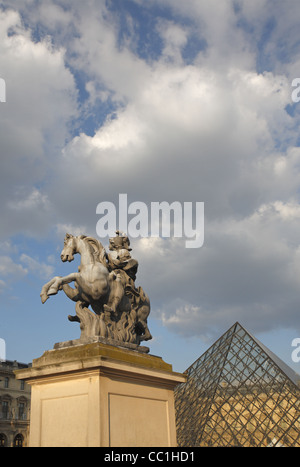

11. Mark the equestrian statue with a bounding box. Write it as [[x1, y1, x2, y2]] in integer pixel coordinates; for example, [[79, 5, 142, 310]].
[[40, 231, 152, 350]]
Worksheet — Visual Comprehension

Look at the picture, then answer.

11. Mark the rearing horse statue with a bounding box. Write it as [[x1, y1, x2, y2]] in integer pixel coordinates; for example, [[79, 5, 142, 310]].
[[40, 233, 152, 347]]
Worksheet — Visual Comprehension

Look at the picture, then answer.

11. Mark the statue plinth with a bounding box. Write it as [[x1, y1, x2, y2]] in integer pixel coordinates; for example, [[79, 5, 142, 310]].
[[53, 336, 150, 353], [15, 342, 186, 447]]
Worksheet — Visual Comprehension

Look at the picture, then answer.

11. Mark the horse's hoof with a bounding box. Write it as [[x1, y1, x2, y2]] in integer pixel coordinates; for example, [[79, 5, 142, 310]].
[[40, 293, 49, 304], [47, 286, 58, 296]]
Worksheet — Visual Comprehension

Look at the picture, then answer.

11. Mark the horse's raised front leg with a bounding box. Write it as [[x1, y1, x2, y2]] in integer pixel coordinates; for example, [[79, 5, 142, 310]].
[[41, 277, 60, 304], [40, 273, 80, 304]]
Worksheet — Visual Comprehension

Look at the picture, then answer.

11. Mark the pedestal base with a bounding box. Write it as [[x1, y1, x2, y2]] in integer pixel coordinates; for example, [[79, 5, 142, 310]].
[[15, 342, 186, 447], [53, 336, 150, 353]]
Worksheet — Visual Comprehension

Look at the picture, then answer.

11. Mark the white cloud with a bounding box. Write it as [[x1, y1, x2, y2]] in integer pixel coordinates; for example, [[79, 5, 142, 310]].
[[150, 197, 300, 338], [55, 223, 90, 238], [49, 59, 294, 232], [8, 188, 50, 212], [0, 280, 6, 294], [156, 20, 188, 64], [0, 256, 27, 278], [0, 8, 77, 239], [37, 2, 71, 29], [19, 254, 54, 280]]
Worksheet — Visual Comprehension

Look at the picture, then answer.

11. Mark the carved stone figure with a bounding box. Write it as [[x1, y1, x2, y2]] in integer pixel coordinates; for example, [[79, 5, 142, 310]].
[[40, 232, 152, 351]]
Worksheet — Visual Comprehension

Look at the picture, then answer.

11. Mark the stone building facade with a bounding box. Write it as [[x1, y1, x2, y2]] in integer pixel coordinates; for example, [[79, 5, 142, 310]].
[[0, 360, 31, 447]]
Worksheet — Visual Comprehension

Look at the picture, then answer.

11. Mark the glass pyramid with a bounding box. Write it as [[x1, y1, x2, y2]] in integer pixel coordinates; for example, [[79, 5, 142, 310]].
[[174, 322, 300, 447]]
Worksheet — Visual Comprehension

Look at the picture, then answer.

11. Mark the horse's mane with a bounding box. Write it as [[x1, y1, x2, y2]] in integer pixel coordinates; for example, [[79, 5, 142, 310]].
[[79, 235, 107, 265]]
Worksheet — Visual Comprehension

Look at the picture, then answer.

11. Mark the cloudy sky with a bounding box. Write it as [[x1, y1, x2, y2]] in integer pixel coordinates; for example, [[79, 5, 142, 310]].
[[1, 0, 300, 373]]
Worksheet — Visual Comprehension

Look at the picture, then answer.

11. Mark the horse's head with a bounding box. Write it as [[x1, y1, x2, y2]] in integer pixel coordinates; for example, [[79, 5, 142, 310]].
[[61, 233, 77, 262]]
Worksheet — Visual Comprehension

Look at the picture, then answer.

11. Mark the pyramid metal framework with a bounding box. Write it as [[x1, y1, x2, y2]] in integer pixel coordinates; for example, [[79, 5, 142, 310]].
[[174, 322, 300, 447]]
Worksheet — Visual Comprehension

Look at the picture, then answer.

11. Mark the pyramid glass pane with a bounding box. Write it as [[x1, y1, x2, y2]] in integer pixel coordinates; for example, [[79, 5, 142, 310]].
[[175, 323, 300, 447]]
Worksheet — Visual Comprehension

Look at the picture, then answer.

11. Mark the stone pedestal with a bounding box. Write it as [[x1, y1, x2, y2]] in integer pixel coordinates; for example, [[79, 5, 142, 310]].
[[15, 342, 186, 447]]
